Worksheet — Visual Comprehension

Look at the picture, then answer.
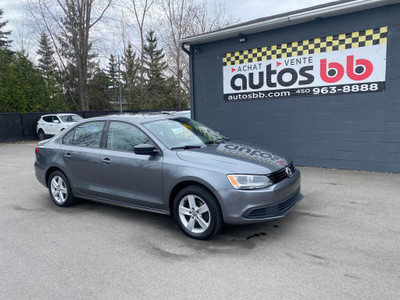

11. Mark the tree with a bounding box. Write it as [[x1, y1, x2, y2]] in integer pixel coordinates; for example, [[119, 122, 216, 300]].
[[0, 8, 12, 50], [88, 67, 112, 110], [107, 54, 118, 103], [59, 0, 112, 110], [0, 51, 58, 112], [37, 32, 56, 78], [37, 32, 64, 106], [129, 0, 155, 108], [61, 62, 80, 110], [122, 42, 139, 108], [27, 0, 112, 110], [158, 0, 238, 108], [143, 30, 169, 108]]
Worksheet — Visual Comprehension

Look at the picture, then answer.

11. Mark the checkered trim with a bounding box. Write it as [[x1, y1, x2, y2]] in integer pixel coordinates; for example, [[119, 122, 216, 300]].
[[223, 26, 388, 66]]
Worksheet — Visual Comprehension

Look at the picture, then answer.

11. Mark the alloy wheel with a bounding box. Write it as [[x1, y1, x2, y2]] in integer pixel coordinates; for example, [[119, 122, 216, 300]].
[[178, 194, 211, 234], [50, 175, 68, 205]]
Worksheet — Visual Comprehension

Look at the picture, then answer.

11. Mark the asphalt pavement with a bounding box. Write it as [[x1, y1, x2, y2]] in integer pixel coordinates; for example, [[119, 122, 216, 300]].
[[0, 142, 399, 299]]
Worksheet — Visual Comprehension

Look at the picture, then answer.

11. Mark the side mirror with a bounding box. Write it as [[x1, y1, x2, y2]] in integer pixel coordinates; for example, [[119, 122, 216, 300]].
[[53, 119, 60, 123], [134, 144, 158, 155]]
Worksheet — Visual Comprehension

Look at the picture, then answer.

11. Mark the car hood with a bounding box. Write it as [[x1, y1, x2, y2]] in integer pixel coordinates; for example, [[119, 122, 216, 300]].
[[176, 140, 291, 174]]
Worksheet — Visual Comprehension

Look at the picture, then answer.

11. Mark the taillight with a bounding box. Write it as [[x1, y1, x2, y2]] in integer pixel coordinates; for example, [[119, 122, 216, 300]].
[[35, 145, 38, 155]]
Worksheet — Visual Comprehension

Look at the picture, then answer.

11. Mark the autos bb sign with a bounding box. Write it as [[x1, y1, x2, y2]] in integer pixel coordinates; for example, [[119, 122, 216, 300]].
[[222, 26, 387, 101]]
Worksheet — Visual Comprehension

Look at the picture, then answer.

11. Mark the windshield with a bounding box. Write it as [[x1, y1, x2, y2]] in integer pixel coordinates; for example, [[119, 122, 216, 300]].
[[143, 117, 227, 149], [60, 114, 83, 123]]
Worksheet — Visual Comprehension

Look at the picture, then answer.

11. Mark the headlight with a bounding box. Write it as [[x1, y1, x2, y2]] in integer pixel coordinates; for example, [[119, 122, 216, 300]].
[[227, 174, 273, 190]]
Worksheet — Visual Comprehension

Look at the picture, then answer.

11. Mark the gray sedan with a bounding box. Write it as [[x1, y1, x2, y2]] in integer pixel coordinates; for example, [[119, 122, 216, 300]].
[[34, 114, 302, 239]]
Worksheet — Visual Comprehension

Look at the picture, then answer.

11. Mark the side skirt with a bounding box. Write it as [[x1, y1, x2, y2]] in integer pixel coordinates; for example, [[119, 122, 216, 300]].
[[74, 194, 170, 216]]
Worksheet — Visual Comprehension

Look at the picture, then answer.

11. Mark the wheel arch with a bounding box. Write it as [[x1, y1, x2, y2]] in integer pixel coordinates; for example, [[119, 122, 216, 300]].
[[168, 180, 222, 217], [45, 166, 68, 187]]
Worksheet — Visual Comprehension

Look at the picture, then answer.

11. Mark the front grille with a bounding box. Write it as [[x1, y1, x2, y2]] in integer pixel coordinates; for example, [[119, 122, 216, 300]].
[[244, 188, 301, 219], [268, 162, 295, 184]]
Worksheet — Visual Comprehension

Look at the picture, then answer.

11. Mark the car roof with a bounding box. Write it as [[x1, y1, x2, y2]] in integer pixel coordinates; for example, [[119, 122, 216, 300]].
[[84, 113, 182, 125], [41, 113, 79, 117], [56, 113, 80, 116]]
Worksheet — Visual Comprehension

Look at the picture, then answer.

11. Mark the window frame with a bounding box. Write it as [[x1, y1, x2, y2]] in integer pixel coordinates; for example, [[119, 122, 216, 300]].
[[42, 115, 53, 123], [62, 120, 106, 149], [104, 120, 162, 154]]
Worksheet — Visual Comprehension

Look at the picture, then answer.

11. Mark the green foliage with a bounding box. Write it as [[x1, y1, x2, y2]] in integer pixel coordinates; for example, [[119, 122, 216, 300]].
[[60, 62, 80, 110], [36, 32, 66, 108], [0, 50, 58, 112], [122, 42, 140, 109], [143, 31, 173, 109], [37, 32, 56, 77], [0, 6, 187, 113], [107, 54, 119, 103], [89, 67, 112, 110]]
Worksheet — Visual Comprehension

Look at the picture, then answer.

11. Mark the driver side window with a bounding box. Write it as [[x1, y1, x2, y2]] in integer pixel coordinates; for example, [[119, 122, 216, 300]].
[[107, 122, 152, 152]]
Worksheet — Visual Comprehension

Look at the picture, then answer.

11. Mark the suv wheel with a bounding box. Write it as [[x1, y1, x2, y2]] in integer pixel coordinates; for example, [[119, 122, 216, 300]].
[[38, 129, 45, 141], [173, 185, 222, 239]]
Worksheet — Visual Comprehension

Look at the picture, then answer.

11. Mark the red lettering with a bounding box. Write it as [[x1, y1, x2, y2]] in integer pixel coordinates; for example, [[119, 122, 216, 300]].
[[346, 55, 373, 81], [320, 59, 345, 83], [320, 56, 374, 83]]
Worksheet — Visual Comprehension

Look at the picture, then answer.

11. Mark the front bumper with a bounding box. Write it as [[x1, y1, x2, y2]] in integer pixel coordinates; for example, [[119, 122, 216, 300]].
[[217, 168, 302, 224]]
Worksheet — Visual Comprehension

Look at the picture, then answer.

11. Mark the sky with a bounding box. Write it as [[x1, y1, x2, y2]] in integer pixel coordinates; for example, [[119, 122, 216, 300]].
[[1, 0, 338, 57], [209, 0, 338, 23], [2, 0, 338, 34]]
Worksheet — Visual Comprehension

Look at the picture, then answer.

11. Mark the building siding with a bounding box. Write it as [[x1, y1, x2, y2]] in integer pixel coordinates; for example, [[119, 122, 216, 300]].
[[190, 4, 400, 173]]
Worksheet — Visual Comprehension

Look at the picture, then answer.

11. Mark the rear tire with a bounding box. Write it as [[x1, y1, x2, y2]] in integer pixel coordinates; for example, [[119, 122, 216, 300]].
[[48, 171, 74, 207], [38, 129, 45, 141], [173, 185, 223, 239]]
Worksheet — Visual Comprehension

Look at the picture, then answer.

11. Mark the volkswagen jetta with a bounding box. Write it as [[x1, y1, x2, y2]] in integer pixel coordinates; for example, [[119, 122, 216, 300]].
[[34, 114, 303, 239]]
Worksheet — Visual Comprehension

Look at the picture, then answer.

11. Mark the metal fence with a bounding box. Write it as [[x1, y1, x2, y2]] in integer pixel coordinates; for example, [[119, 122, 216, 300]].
[[0, 109, 180, 142]]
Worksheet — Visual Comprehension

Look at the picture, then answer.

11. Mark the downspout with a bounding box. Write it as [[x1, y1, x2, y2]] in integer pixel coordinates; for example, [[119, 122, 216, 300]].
[[181, 42, 195, 120]]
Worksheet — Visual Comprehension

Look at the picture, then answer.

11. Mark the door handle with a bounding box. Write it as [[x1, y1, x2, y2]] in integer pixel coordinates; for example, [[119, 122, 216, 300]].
[[64, 153, 71, 159], [102, 158, 111, 165]]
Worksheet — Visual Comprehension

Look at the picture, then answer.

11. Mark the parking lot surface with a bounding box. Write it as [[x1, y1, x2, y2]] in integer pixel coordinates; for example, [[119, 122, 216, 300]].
[[1, 142, 399, 299]]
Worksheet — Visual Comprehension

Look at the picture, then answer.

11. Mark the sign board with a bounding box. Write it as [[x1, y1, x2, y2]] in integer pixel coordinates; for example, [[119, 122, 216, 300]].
[[222, 27, 388, 101]]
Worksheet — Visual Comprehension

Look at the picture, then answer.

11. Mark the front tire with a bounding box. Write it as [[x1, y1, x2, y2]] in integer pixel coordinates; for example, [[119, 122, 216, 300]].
[[173, 185, 223, 239], [48, 171, 74, 207]]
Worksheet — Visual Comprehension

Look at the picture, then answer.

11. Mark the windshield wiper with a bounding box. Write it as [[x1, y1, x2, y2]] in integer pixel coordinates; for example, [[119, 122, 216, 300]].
[[171, 145, 203, 150]]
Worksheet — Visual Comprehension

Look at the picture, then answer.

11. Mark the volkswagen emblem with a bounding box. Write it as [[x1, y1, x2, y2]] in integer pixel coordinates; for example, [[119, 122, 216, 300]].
[[285, 167, 293, 178]]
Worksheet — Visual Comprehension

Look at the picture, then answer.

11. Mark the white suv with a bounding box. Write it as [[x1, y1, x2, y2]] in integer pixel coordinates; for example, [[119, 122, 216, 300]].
[[36, 113, 83, 140]]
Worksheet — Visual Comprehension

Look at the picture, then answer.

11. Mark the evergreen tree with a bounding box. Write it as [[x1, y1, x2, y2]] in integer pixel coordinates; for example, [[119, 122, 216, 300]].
[[0, 8, 12, 50], [36, 32, 65, 105], [0, 51, 58, 112], [122, 42, 139, 109], [143, 31, 169, 108], [107, 54, 118, 104], [61, 62, 80, 110], [37, 32, 56, 79], [89, 67, 112, 110]]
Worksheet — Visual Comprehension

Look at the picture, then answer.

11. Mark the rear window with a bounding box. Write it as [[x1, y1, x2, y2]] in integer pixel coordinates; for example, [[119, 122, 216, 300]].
[[59, 115, 83, 123], [42, 116, 53, 122], [63, 121, 105, 148]]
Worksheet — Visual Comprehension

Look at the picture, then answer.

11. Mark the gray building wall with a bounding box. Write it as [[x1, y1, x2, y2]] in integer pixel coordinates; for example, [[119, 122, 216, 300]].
[[189, 4, 400, 173]]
